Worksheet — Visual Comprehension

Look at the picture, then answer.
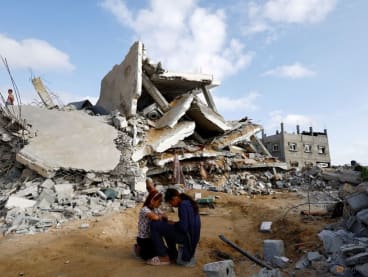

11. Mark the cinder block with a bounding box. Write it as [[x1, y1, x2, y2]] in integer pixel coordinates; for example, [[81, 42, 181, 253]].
[[263, 240, 285, 262], [203, 260, 236, 277]]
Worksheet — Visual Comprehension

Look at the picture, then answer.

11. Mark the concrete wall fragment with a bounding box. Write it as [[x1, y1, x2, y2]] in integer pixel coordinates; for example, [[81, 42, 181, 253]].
[[96, 41, 143, 116]]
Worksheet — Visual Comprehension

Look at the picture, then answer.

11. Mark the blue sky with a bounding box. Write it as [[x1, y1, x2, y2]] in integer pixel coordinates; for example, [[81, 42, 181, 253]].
[[1, 0, 367, 166]]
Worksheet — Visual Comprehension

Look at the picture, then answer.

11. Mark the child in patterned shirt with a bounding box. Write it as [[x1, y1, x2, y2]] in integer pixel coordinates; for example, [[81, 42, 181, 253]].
[[134, 190, 167, 260]]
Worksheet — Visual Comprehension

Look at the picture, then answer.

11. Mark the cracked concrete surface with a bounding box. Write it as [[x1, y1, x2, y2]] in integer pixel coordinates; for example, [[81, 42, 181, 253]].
[[16, 105, 121, 177]]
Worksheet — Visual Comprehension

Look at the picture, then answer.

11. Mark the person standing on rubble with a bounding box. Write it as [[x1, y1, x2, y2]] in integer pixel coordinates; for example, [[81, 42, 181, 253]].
[[134, 190, 168, 260], [147, 188, 201, 266], [5, 89, 14, 107]]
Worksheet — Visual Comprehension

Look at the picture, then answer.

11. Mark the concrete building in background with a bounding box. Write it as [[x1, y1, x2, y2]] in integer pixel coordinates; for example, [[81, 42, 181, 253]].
[[262, 123, 331, 168]]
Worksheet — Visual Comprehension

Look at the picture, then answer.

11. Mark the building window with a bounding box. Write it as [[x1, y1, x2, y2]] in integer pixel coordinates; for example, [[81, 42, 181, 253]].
[[318, 145, 326, 154], [304, 144, 312, 153], [288, 143, 297, 152], [273, 144, 279, 152]]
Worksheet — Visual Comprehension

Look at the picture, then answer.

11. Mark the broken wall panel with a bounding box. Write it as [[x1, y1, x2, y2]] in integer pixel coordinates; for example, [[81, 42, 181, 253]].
[[96, 41, 143, 116], [132, 121, 195, 162], [31, 77, 56, 108]]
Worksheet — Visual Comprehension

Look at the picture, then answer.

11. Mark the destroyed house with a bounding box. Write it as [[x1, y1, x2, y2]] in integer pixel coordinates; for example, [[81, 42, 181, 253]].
[[262, 123, 331, 168], [1, 41, 287, 195]]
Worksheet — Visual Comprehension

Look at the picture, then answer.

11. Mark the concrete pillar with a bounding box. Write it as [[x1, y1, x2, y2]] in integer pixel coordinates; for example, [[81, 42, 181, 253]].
[[142, 73, 170, 112], [296, 125, 300, 134], [280, 122, 284, 134], [201, 85, 218, 113]]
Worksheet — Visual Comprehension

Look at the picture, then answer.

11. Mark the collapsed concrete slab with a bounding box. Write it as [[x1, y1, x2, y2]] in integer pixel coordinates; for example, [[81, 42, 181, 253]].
[[16, 105, 121, 178], [150, 71, 215, 97], [155, 94, 194, 129], [187, 97, 231, 134], [132, 121, 195, 161], [96, 41, 143, 116], [152, 149, 223, 167], [211, 123, 263, 150]]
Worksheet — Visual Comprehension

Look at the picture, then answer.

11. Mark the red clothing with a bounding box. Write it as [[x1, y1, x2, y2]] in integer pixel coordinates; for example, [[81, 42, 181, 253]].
[[7, 93, 14, 105]]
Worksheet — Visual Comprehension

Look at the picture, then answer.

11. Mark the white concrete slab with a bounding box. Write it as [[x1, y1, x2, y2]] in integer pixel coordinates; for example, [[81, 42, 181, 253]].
[[211, 123, 262, 150], [156, 94, 194, 129], [187, 98, 231, 133], [16, 105, 121, 177], [5, 196, 36, 209], [96, 41, 143, 116], [132, 121, 195, 161]]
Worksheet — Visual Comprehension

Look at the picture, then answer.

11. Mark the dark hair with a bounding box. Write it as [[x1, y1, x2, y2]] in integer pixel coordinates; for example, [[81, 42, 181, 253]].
[[165, 188, 199, 214], [143, 190, 162, 208]]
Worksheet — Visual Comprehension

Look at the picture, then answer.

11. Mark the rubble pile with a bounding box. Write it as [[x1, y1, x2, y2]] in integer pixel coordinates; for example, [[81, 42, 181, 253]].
[[0, 41, 366, 243], [286, 181, 368, 276], [0, 41, 290, 234]]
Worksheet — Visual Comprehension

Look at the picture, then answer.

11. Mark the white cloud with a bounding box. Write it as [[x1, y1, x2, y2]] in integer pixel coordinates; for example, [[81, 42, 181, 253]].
[[0, 34, 74, 71], [214, 91, 260, 112], [245, 0, 337, 35], [101, 0, 253, 80], [263, 62, 316, 78], [266, 110, 317, 132]]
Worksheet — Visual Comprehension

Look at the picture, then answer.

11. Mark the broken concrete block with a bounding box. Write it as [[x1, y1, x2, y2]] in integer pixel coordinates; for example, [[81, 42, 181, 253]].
[[112, 115, 127, 130], [260, 221, 272, 233], [295, 254, 310, 269], [356, 263, 368, 276], [251, 268, 282, 277], [357, 208, 368, 225], [322, 169, 362, 185], [54, 184, 74, 204], [36, 197, 52, 209], [263, 240, 285, 262], [345, 192, 368, 213], [271, 256, 289, 268], [307, 251, 322, 262], [5, 196, 36, 209], [345, 252, 368, 266], [40, 179, 55, 190], [318, 230, 344, 254], [202, 260, 235, 277], [14, 185, 39, 199], [1, 133, 12, 142], [340, 244, 366, 257]]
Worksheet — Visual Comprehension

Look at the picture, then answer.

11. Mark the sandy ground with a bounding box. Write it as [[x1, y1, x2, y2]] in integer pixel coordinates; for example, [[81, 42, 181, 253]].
[[0, 190, 338, 277]]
